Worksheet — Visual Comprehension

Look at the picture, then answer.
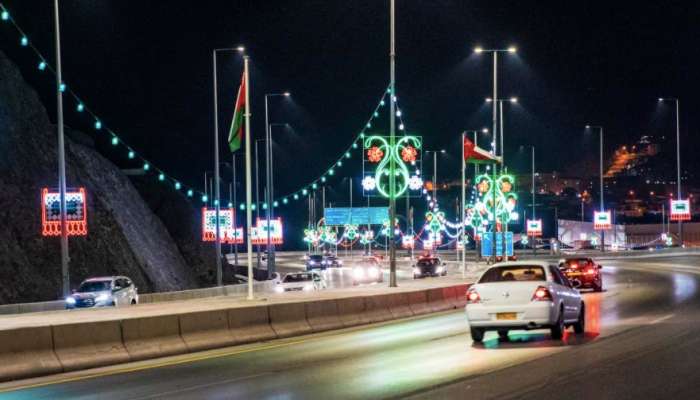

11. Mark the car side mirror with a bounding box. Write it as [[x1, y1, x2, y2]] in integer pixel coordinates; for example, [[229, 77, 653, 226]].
[[598, 265, 603, 269], [113, 286, 121, 292]]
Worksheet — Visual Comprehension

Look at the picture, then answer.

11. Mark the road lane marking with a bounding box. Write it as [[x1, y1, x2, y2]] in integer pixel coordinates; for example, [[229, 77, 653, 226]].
[[129, 372, 272, 400], [650, 313, 675, 325]]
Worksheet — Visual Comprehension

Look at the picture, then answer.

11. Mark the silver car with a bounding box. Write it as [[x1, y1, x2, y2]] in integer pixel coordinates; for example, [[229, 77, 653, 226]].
[[66, 276, 139, 309]]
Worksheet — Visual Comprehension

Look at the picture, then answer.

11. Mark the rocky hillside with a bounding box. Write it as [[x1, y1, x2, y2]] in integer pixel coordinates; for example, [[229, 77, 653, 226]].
[[0, 50, 212, 304]]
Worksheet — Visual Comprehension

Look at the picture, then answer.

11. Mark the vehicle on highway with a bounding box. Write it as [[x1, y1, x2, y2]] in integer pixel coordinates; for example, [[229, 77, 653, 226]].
[[465, 261, 584, 343], [323, 254, 343, 268], [412, 255, 447, 278], [66, 276, 139, 309], [275, 271, 327, 293], [559, 257, 603, 291], [352, 257, 384, 285], [306, 254, 327, 270]]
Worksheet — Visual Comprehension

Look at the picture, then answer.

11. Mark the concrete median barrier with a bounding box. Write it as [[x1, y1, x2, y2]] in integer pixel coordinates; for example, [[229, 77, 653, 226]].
[[386, 292, 413, 319], [179, 309, 235, 352], [228, 306, 277, 344], [269, 302, 312, 338], [336, 296, 370, 327], [305, 300, 344, 332], [52, 320, 131, 372], [364, 294, 394, 323], [426, 287, 454, 312], [407, 290, 431, 315], [452, 284, 470, 308], [121, 315, 187, 361], [0, 326, 62, 382]]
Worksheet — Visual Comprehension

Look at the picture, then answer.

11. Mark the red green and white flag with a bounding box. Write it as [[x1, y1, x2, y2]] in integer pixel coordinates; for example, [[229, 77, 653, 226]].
[[228, 73, 246, 152]]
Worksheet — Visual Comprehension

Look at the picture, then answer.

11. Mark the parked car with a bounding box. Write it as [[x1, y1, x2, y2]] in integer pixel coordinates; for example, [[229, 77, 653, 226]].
[[352, 257, 384, 285], [66, 276, 138, 309], [559, 257, 603, 291], [465, 261, 585, 342], [306, 254, 326, 270], [275, 271, 327, 293], [412, 256, 447, 278]]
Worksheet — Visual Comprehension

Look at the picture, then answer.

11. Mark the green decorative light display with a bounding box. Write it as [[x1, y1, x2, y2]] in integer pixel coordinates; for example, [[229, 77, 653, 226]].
[[465, 173, 518, 233], [344, 224, 359, 240], [363, 135, 422, 198]]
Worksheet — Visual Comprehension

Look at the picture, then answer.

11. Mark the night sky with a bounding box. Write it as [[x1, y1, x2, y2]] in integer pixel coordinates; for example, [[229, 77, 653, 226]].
[[2, 0, 699, 203]]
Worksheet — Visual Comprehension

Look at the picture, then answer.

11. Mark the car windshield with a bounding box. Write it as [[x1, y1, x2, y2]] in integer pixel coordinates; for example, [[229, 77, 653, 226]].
[[479, 266, 546, 283], [417, 259, 438, 267], [284, 273, 313, 283], [77, 280, 111, 292], [309, 255, 323, 261]]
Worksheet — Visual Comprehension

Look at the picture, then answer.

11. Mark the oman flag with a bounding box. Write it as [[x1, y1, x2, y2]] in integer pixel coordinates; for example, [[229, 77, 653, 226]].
[[463, 137, 501, 164], [227, 73, 246, 152]]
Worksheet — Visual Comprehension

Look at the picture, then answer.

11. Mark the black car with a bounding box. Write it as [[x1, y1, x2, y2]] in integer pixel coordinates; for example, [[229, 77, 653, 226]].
[[412, 257, 447, 278], [306, 254, 326, 270]]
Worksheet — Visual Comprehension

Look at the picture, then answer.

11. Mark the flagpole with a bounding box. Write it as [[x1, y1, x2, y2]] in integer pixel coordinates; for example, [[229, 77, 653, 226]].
[[388, 0, 397, 288], [243, 55, 254, 300], [212, 49, 223, 287]]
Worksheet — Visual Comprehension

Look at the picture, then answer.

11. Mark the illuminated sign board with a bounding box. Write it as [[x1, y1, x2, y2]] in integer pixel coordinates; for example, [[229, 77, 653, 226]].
[[324, 207, 389, 226], [41, 188, 87, 236], [670, 199, 691, 221], [594, 211, 612, 230], [202, 208, 243, 244], [251, 218, 283, 245], [526, 219, 542, 237]]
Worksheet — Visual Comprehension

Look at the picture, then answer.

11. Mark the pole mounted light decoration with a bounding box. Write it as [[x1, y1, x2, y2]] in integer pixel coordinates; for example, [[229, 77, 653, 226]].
[[363, 135, 422, 199]]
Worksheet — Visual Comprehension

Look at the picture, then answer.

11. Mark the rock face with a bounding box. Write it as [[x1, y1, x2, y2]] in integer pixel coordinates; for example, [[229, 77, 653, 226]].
[[0, 50, 203, 304]]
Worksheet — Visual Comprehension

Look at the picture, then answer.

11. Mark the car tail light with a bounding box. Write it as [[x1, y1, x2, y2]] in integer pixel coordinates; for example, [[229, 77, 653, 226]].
[[585, 268, 596, 275], [531, 286, 552, 301], [466, 288, 481, 304], [570, 263, 578, 269]]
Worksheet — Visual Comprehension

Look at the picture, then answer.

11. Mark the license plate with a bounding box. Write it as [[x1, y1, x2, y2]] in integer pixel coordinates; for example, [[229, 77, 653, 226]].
[[567, 272, 582, 277], [496, 312, 517, 320]]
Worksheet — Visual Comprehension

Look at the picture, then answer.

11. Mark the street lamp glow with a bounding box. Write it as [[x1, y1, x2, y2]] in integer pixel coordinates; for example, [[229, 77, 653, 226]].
[[236, 46, 245, 52], [485, 97, 493, 103], [658, 97, 664, 102], [508, 46, 517, 53], [510, 97, 518, 103], [440, 149, 446, 153], [474, 46, 483, 54], [585, 125, 591, 129], [481, 128, 489, 133], [283, 91, 291, 97]]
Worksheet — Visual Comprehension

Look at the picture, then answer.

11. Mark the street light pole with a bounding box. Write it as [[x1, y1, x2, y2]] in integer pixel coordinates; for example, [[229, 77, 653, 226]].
[[531, 145, 536, 255], [54, 0, 70, 297], [388, 0, 397, 288], [659, 98, 683, 244], [586, 125, 605, 252]]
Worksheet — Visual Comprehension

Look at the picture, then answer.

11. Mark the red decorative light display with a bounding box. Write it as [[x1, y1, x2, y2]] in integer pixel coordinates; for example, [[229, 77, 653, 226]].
[[251, 218, 284, 245], [401, 145, 417, 162], [202, 208, 243, 244], [367, 146, 384, 163], [41, 188, 88, 236]]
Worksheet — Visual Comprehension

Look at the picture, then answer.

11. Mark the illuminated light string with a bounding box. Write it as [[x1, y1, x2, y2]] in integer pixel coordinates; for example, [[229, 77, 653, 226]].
[[0, 2, 400, 210]]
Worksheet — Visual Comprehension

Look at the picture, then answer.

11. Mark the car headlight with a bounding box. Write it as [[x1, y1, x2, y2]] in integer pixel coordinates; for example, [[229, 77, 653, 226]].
[[275, 286, 284, 293], [322, 261, 328, 265], [368, 267, 379, 277], [303, 284, 314, 291], [436, 266, 444, 274], [309, 261, 316, 265], [413, 267, 420, 274], [353, 268, 365, 279], [65, 297, 76, 305], [95, 293, 111, 303], [338, 260, 343, 265]]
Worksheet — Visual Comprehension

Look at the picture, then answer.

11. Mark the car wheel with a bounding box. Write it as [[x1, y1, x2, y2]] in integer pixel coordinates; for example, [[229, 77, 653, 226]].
[[470, 327, 484, 343], [498, 330, 509, 341], [573, 303, 585, 334], [131, 299, 137, 305], [550, 306, 565, 340]]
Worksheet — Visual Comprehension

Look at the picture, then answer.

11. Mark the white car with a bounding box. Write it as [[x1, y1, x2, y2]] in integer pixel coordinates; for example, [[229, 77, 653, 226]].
[[66, 276, 139, 309], [465, 261, 584, 342], [275, 271, 327, 293]]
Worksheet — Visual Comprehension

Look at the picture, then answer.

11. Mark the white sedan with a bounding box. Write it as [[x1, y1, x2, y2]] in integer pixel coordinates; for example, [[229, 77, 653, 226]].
[[275, 271, 327, 293], [465, 261, 585, 342]]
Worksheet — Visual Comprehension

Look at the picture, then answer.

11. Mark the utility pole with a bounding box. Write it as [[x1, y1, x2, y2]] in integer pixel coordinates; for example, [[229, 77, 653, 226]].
[[54, 0, 70, 297], [243, 55, 254, 300]]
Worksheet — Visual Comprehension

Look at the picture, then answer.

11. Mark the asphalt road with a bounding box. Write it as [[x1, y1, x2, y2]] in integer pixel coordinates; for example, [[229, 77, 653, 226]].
[[2, 255, 699, 400]]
